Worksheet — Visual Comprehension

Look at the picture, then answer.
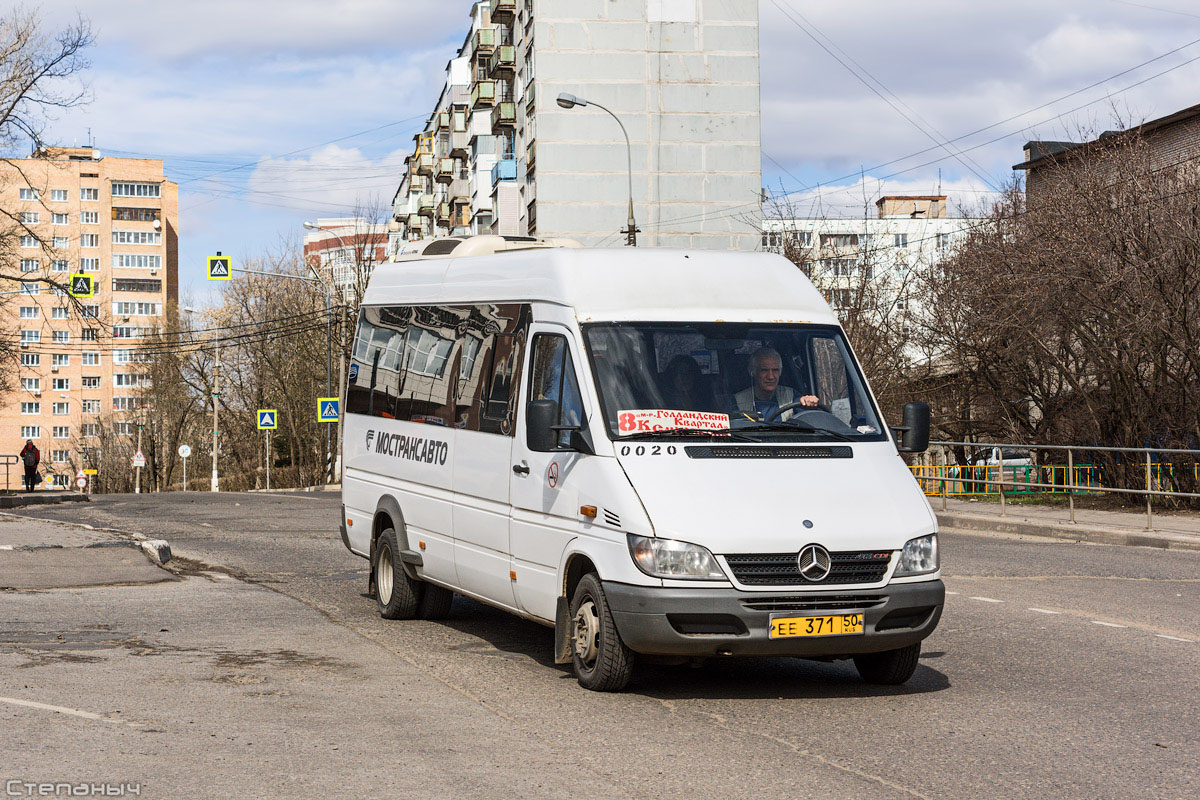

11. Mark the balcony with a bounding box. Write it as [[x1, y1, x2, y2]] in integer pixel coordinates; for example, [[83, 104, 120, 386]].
[[437, 112, 450, 130], [491, 158, 518, 186], [415, 153, 435, 175], [491, 101, 516, 129], [472, 26, 496, 55], [471, 80, 496, 108], [450, 177, 471, 203], [487, 44, 515, 78], [490, 0, 516, 25], [524, 80, 535, 114], [436, 157, 455, 184], [450, 130, 470, 158], [526, 140, 536, 169], [436, 202, 452, 225], [417, 194, 436, 216]]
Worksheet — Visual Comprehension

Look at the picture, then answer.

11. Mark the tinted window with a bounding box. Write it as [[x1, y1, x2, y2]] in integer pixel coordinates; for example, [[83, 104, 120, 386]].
[[528, 334, 585, 448]]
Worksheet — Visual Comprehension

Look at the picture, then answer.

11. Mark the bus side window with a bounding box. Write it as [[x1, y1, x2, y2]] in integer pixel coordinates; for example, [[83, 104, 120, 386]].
[[478, 304, 531, 436]]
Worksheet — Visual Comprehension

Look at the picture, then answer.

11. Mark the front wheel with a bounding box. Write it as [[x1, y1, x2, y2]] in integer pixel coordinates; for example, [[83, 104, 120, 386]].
[[570, 573, 635, 692], [853, 643, 921, 685]]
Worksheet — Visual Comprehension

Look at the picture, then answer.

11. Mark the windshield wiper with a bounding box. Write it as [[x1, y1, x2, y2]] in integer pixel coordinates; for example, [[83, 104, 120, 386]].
[[620, 427, 760, 442], [737, 421, 858, 442]]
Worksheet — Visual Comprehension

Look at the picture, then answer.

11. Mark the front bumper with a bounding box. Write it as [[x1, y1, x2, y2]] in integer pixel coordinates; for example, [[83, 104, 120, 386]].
[[604, 579, 944, 657]]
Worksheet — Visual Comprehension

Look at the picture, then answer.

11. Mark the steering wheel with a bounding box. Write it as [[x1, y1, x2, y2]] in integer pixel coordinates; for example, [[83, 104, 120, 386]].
[[766, 399, 828, 420]]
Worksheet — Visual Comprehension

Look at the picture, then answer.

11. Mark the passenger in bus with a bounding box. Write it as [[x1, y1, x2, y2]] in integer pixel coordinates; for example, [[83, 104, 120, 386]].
[[733, 347, 818, 421], [662, 355, 710, 411]]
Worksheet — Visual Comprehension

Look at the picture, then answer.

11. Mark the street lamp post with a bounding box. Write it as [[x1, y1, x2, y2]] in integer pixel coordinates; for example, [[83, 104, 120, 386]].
[[183, 306, 220, 492], [557, 92, 638, 246], [303, 222, 342, 484]]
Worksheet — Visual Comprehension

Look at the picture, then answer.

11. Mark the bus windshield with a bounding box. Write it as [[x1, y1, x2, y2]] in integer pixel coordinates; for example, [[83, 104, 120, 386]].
[[581, 322, 886, 442]]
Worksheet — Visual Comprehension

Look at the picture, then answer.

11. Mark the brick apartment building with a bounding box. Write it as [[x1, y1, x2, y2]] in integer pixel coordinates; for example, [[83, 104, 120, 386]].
[[1, 147, 178, 490], [1014, 101, 1200, 202], [302, 217, 389, 301]]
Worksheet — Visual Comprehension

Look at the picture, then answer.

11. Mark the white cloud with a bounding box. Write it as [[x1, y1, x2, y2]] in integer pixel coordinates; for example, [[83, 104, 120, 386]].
[[766, 175, 997, 221], [1027, 20, 1152, 80], [242, 144, 409, 214]]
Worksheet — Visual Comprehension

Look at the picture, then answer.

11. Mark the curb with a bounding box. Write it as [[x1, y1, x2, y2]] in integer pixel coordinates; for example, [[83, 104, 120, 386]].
[[0, 494, 90, 509], [935, 509, 1200, 552]]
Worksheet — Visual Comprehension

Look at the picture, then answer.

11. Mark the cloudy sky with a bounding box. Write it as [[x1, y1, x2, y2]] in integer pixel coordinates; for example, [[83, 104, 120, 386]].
[[23, 0, 1200, 302]]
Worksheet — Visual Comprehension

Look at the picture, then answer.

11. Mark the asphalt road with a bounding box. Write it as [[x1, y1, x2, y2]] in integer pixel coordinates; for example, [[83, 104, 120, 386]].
[[5, 492, 1199, 799]]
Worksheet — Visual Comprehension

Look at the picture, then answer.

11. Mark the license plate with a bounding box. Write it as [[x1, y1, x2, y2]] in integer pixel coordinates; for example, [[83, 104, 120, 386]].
[[769, 613, 864, 638]]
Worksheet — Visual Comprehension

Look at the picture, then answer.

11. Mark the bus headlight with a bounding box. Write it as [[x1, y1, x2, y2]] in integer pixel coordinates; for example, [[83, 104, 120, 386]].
[[627, 535, 726, 580], [894, 534, 938, 576]]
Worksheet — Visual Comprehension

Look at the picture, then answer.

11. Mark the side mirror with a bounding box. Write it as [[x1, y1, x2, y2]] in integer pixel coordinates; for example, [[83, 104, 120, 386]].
[[893, 401, 930, 453], [527, 399, 559, 452]]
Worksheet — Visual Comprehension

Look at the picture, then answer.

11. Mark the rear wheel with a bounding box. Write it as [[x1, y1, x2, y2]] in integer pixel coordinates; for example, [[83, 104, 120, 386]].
[[374, 528, 422, 620], [570, 573, 634, 691], [853, 643, 921, 685]]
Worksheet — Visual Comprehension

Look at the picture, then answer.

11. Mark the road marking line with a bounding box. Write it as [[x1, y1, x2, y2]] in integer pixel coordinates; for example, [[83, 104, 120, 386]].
[[1155, 634, 1194, 642], [1091, 620, 1127, 628], [970, 596, 1002, 603], [0, 696, 125, 725], [945, 591, 959, 595], [0, 545, 12, 550], [1028, 608, 1061, 615]]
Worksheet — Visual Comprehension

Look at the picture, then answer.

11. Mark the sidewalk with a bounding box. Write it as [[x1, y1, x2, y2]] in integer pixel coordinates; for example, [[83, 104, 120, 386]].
[[0, 514, 173, 590], [934, 497, 1200, 551]]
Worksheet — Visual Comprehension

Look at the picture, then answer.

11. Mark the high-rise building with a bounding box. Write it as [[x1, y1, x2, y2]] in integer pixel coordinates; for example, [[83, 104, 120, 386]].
[[1, 147, 178, 490], [303, 217, 389, 301], [390, 0, 762, 252]]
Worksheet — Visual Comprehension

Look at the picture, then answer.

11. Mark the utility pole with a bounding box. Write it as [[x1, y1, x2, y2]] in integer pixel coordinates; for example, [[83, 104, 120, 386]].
[[211, 337, 220, 492], [135, 423, 143, 494]]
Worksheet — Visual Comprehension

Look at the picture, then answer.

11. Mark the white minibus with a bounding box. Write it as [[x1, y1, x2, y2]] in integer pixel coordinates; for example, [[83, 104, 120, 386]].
[[339, 236, 943, 691]]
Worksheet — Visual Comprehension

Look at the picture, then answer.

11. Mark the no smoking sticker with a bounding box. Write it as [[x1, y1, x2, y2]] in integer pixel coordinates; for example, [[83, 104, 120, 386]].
[[547, 462, 559, 489]]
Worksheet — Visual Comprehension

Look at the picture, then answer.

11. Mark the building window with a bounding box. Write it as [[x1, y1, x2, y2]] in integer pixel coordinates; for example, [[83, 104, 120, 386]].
[[80, 258, 99, 272], [21, 377, 40, 392], [81, 305, 99, 318], [113, 254, 162, 269], [20, 259, 39, 272], [112, 397, 141, 411], [113, 301, 160, 316], [893, 233, 909, 248], [21, 402, 40, 415], [820, 233, 859, 248], [19, 306, 38, 319], [80, 424, 99, 437], [81, 211, 99, 225], [114, 422, 134, 436], [52, 354, 69, 367], [21, 282, 40, 295], [52, 331, 70, 344], [20, 330, 40, 343], [82, 400, 101, 414], [113, 326, 150, 339], [113, 278, 161, 293], [20, 236, 37, 248], [80, 234, 99, 248], [113, 349, 139, 364], [52, 307, 69, 320], [52, 213, 68, 225], [82, 352, 101, 366], [114, 373, 151, 388], [112, 230, 162, 246], [81, 376, 100, 389], [21, 426, 41, 439], [52, 236, 69, 249], [52, 450, 70, 463], [81, 187, 98, 201], [52, 378, 70, 391], [937, 233, 951, 249], [50, 189, 68, 202], [52, 259, 68, 273], [52, 402, 69, 415], [52, 426, 69, 439], [19, 188, 39, 201], [19, 211, 39, 224], [81, 328, 98, 341], [111, 182, 161, 198], [823, 257, 859, 276], [49, 474, 70, 488], [112, 207, 160, 222], [51, 286, 66, 296], [21, 353, 40, 367]]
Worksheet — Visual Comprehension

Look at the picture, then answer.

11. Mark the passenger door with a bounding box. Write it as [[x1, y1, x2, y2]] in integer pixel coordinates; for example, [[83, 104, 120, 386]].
[[509, 326, 589, 620]]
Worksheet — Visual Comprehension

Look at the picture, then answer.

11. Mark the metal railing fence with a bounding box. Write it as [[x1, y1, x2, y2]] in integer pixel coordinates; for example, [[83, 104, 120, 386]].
[[911, 440, 1200, 530]]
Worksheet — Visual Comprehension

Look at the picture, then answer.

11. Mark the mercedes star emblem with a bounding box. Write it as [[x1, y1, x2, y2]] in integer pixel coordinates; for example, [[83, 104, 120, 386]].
[[798, 544, 832, 582]]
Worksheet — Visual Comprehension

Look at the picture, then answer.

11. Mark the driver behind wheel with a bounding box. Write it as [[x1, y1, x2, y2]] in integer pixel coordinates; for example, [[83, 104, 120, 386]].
[[733, 346, 819, 421]]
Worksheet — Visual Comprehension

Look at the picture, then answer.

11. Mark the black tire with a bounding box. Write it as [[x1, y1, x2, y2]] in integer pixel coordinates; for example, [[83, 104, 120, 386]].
[[374, 528, 422, 620], [418, 584, 454, 619], [853, 643, 921, 685], [570, 573, 634, 691]]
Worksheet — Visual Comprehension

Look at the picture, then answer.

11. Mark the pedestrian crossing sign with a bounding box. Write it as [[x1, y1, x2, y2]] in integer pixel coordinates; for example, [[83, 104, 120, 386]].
[[207, 255, 232, 280], [68, 274, 94, 297], [318, 397, 340, 423], [257, 409, 278, 430]]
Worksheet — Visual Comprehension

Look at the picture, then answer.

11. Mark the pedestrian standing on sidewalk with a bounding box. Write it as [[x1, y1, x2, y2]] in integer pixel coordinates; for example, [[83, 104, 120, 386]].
[[19, 440, 40, 493]]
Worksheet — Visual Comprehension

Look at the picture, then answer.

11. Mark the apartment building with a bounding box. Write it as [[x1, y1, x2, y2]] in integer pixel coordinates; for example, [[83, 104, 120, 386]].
[[762, 196, 975, 315], [1, 147, 178, 490], [390, 0, 761, 252], [303, 217, 389, 301]]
